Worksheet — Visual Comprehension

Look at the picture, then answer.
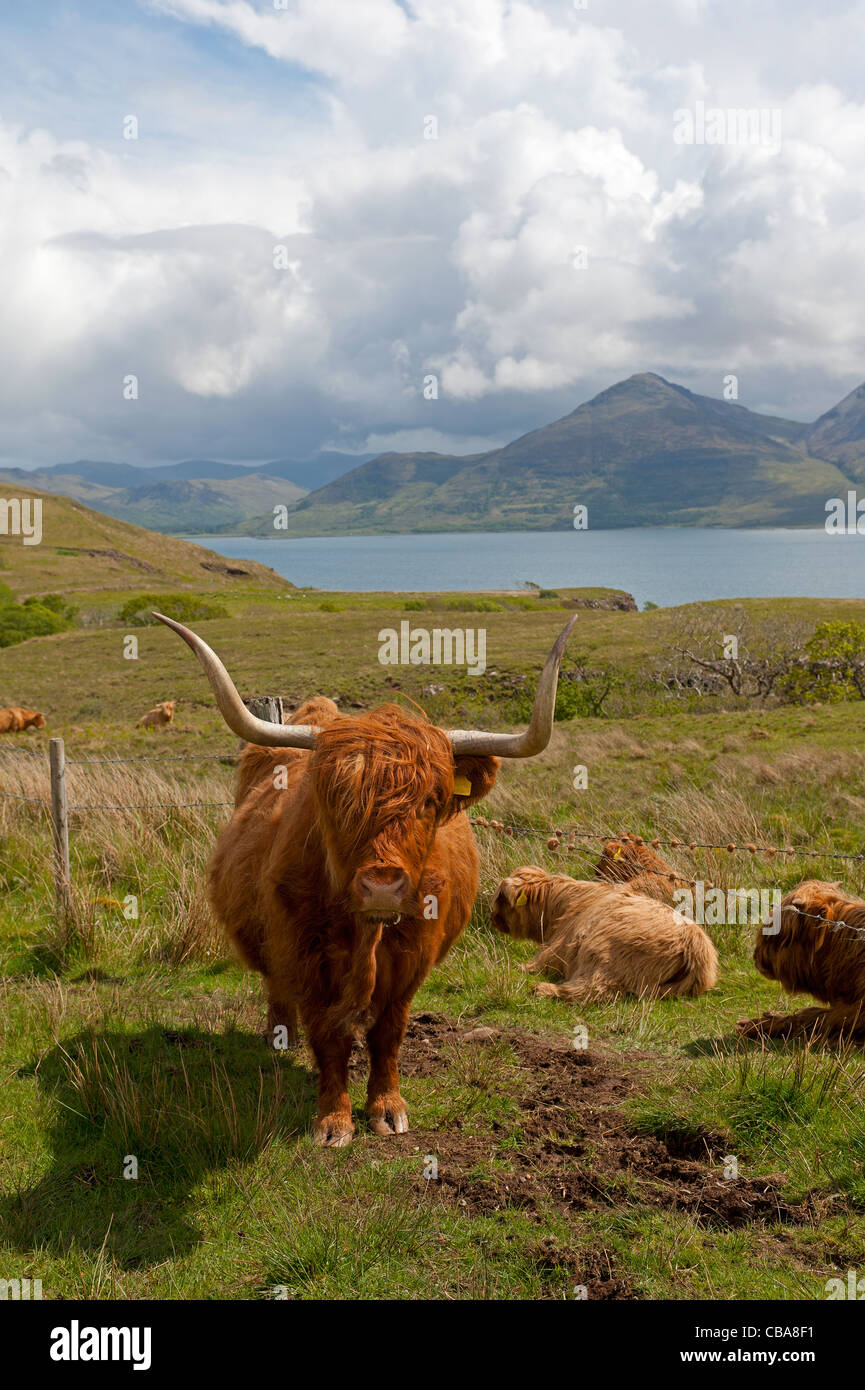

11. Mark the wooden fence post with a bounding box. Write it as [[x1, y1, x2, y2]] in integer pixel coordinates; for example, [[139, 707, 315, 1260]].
[[239, 697, 285, 749], [239, 692, 286, 745], [49, 736, 71, 918], [245, 696, 285, 725]]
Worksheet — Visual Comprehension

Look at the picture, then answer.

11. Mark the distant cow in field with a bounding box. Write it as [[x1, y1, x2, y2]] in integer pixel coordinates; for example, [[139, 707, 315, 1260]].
[[154, 609, 576, 1146], [0, 707, 46, 733], [595, 834, 695, 902], [737, 880, 865, 1042], [138, 700, 176, 729]]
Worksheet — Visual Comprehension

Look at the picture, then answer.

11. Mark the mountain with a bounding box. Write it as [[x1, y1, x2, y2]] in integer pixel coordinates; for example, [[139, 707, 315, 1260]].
[[91, 474, 306, 533], [264, 452, 376, 490], [0, 451, 373, 532], [803, 381, 865, 481], [143, 459, 255, 482], [0, 485, 291, 598], [41, 459, 156, 488], [0, 469, 306, 533], [229, 373, 849, 535], [5, 375, 861, 537]]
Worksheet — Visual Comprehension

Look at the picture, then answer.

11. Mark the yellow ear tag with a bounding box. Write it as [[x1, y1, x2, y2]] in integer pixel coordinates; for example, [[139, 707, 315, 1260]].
[[613, 847, 623, 859], [453, 775, 472, 796], [515, 890, 528, 907]]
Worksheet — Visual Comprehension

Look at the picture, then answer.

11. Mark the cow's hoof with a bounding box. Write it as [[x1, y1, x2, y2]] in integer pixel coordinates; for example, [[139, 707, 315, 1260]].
[[736, 1012, 780, 1038], [314, 1113, 355, 1147], [366, 1093, 409, 1136]]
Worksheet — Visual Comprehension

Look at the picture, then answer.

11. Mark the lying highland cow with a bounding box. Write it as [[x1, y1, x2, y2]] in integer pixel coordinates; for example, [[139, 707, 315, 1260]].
[[594, 834, 693, 903], [491, 866, 718, 1002], [0, 707, 46, 733], [737, 880, 865, 1041], [138, 700, 176, 729]]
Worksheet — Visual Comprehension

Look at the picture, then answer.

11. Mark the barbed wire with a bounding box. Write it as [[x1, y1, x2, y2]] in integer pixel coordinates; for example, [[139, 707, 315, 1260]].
[[0, 790, 233, 810], [68, 752, 236, 765], [470, 821, 865, 942], [2, 776, 863, 863], [469, 819, 865, 865], [3, 783, 865, 940], [0, 746, 235, 765]]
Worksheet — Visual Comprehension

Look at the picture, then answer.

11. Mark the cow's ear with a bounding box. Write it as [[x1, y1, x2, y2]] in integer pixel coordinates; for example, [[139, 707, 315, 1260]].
[[495, 876, 517, 907], [447, 754, 500, 816]]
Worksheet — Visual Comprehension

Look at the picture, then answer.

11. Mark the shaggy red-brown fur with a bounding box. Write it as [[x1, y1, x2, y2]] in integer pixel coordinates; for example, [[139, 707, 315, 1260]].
[[491, 865, 718, 1002], [0, 707, 46, 733], [210, 696, 498, 1146], [737, 880, 865, 1042], [138, 700, 176, 729], [620, 872, 679, 904], [594, 835, 692, 901]]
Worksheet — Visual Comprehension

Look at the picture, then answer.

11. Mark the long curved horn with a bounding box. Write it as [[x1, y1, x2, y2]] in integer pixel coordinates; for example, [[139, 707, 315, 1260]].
[[151, 612, 317, 748], [446, 615, 577, 758]]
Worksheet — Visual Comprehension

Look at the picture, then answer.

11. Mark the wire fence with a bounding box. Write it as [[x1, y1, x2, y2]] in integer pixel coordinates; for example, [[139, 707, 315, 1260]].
[[3, 739, 865, 848], [468, 818, 865, 865], [0, 739, 236, 809], [0, 745, 235, 766], [2, 738, 865, 938], [0, 793, 235, 809]]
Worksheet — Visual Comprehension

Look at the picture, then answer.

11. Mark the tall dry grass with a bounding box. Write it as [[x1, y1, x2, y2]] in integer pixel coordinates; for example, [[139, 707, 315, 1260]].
[[0, 752, 234, 967]]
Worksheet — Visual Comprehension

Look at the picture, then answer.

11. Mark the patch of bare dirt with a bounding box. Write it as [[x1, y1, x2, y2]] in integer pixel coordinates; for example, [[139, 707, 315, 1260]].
[[380, 1012, 817, 1298], [80, 547, 160, 572]]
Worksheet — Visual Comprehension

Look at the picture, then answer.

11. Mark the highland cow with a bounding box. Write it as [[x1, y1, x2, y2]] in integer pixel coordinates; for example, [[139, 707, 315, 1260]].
[[595, 834, 693, 900], [491, 865, 718, 1003], [138, 700, 176, 729], [0, 707, 46, 733], [153, 611, 576, 1146], [737, 880, 865, 1041]]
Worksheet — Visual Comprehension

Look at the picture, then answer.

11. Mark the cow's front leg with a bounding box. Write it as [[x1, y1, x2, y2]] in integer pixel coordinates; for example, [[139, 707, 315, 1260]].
[[265, 987, 299, 1049], [307, 1027, 354, 1147], [365, 996, 411, 1136]]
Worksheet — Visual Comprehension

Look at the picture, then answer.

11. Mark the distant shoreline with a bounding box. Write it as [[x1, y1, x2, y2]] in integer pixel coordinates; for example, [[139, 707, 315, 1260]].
[[184, 528, 865, 608], [183, 522, 831, 540]]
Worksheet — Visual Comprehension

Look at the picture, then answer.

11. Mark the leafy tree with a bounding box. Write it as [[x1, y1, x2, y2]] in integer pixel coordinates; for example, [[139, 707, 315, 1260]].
[[117, 593, 228, 627], [780, 620, 865, 703], [0, 593, 77, 648]]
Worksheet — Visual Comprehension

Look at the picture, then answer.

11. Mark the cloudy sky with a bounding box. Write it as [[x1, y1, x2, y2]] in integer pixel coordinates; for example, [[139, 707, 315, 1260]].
[[2, 0, 865, 470]]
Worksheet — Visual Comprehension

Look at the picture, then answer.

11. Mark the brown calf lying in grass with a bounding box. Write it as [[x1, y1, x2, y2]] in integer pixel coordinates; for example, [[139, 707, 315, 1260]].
[[138, 700, 177, 729], [594, 834, 695, 904], [0, 707, 46, 732], [737, 880, 865, 1042], [491, 865, 718, 1003]]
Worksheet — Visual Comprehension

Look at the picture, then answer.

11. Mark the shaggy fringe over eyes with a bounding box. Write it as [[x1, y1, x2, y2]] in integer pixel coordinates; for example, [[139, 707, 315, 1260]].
[[311, 706, 454, 859]]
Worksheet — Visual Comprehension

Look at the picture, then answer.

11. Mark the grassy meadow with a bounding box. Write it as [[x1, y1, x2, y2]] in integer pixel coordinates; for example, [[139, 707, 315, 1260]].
[[1, 550, 865, 1300]]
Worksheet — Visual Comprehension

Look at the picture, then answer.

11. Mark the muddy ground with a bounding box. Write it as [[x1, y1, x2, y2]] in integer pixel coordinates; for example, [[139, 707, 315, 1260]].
[[357, 1012, 820, 1300]]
